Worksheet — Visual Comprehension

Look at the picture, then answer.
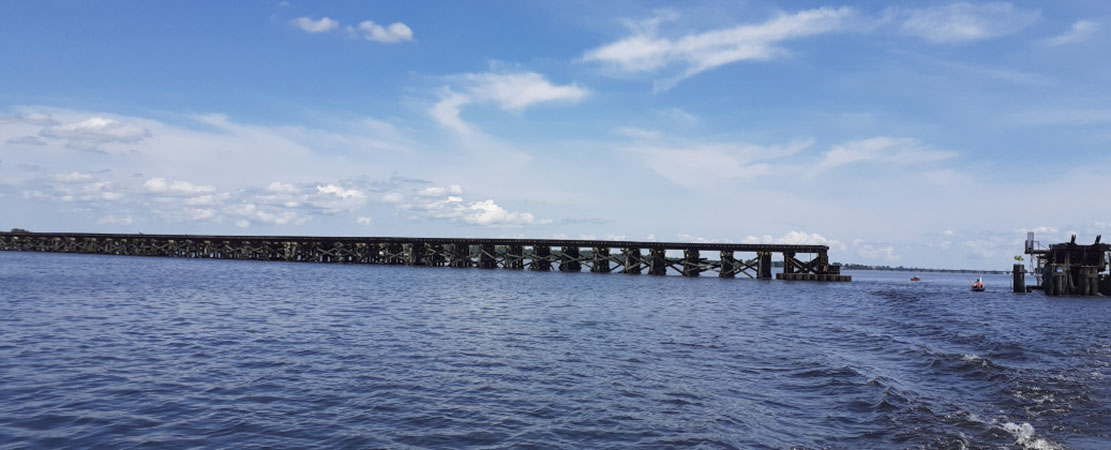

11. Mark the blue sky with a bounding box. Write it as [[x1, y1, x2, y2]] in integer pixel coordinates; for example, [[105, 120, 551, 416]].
[[1, 1, 1109, 269]]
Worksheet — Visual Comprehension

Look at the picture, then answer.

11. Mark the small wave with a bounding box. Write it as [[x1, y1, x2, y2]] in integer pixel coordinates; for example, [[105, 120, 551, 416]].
[[1001, 422, 1062, 450]]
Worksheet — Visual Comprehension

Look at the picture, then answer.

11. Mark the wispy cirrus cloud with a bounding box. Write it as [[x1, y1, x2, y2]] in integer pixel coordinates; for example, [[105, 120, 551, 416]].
[[430, 70, 587, 135], [40, 117, 150, 148], [894, 2, 1039, 44], [582, 7, 855, 91], [810, 137, 957, 176], [1040, 20, 1100, 47], [625, 138, 814, 190]]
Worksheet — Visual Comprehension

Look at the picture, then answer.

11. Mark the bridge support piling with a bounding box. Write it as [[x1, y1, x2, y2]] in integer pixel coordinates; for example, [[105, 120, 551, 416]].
[[560, 246, 581, 272], [720, 251, 735, 278], [450, 244, 471, 268], [682, 249, 702, 277], [479, 244, 497, 269], [505, 245, 524, 270], [592, 247, 611, 273], [757, 252, 772, 280], [623, 248, 642, 274], [531, 245, 551, 271], [648, 249, 667, 276]]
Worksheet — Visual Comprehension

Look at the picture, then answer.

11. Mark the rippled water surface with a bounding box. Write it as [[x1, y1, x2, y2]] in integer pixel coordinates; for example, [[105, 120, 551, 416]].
[[1, 252, 1108, 449]]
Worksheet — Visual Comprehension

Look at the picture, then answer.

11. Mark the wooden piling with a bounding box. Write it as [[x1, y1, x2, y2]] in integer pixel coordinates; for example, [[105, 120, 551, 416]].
[[682, 249, 701, 277], [622, 248, 642, 274], [757, 252, 772, 279], [1013, 264, 1025, 293], [648, 248, 667, 275], [560, 246, 581, 272], [505, 244, 524, 270], [719, 251, 735, 278], [591, 247, 611, 273], [479, 244, 497, 269], [450, 244, 471, 268], [531, 245, 551, 271]]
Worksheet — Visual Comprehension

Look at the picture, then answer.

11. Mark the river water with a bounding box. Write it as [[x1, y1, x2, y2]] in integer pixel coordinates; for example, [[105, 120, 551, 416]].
[[1, 252, 1108, 449]]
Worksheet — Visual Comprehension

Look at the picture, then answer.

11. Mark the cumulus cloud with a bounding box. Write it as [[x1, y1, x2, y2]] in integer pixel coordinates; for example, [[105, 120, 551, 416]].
[[292, 16, 413, 43], [312, 184, 367, 213], [353, 20, 413, 43], [143, 177, 217, 195], [583, 7, 854, 91], [430, 71, 587, 134], [420, 196, 549, 226], [292, 16, 339, 33], [896, 2, 1039, 44], [356, 216, 373, 226], [1040, 20, 1099, 46], [223, 202, 306, 227], [744, 231, 845, 251]]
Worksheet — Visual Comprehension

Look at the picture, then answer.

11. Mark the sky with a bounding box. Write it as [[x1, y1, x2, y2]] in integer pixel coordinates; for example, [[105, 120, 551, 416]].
[[1, 1, 1109, 269]]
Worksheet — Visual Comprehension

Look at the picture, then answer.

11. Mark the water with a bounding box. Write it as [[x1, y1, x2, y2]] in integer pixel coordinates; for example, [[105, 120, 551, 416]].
[[1, 252, 1108, 449]]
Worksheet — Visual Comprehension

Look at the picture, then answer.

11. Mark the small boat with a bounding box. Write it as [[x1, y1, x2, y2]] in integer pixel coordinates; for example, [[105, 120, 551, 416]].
[[910, 276, 920, 282], [971, 276, 985, 292]]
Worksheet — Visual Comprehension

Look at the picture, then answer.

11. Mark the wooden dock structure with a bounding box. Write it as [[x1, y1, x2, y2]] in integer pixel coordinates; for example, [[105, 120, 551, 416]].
[[1016, 233, 1110, 296], [0, 231, 850, 281]]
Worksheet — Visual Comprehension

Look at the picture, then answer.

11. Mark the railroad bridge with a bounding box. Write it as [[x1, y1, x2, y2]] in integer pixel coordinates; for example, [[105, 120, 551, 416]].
[[0, 232, 850, 281]]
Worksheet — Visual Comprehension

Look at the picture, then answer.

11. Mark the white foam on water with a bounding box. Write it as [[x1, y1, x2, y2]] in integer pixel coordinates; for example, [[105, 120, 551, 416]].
[[1001, 422, 1062, 450], [960, 354, 981, 361]]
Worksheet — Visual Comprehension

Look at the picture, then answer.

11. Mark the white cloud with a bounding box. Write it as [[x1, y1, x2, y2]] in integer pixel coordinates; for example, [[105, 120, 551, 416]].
[[353, 20, 413, 43], [394, 185, 550, 227], [191, 208, 216, 221], [312, 184, 367, 213], [357, 216, 373, 226], [48, 172, 95, 183], [855, 243, 899, 261], [897, 3, 1039, 44], [382, 192, 405, 203], [417, 184, 463, 197], [743, 231, 845, 251], [266, 181, 298, 193], [143, 178, 217, 195], [97, 215, 133, 226], [224, 202, 305, 226], [583, 7, 854, 91], [429, 89, 474, 135], [616, 127, 662, 140], [40, 117, 149, 145], [628, 139, 812, 189], [1040, 20, 1100, 46], [430, 71, 587, 134], [292, 16, 339, 33], [462, 72, 587, 112], [811, 137, 957, 175]]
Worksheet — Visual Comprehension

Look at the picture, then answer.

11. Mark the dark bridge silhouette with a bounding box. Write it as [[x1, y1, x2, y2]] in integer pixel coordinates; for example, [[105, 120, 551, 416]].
[[0, 231, 850, 281]]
